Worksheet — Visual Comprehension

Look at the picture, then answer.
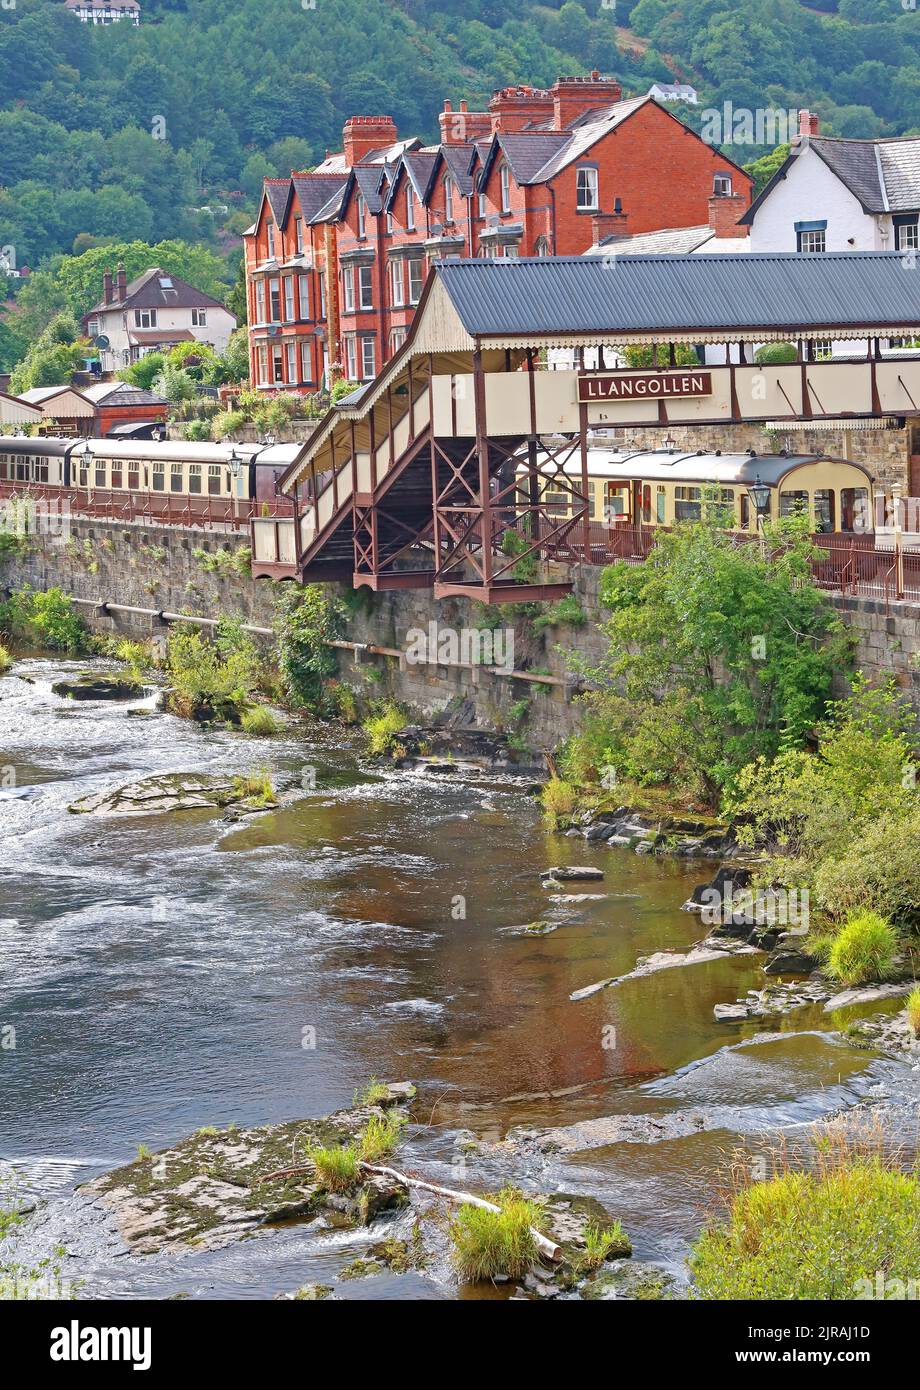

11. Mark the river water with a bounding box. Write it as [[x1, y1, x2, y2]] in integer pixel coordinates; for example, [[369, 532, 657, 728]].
[[1, 656, 917, 1299]]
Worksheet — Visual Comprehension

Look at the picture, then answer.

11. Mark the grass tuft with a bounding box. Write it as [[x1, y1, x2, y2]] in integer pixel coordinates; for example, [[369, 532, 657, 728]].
[[239, 704, 283, 737], [308, 1144, 360, 1193], [907, 985, 920, 1038], [576, 1219, 632, 1273], [824, 910, 900, 986], [449, 1187, 546, 1283], [539, 777, 578, 827], [358, 1110, 405, 1163]]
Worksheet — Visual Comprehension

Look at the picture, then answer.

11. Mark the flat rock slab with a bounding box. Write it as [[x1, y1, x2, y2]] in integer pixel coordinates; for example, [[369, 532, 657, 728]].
[[823, 980, 915, 1012], [507, 1110, 710, 1155], [714, 974, 916, 1023], [541, 866, 604, 882], [81, 1094, 413, 1255], [581, 1260, 681, 1301], [571, 940, 759, 1001], [52, 676, 145, 701], [68, 773, 299, 817]]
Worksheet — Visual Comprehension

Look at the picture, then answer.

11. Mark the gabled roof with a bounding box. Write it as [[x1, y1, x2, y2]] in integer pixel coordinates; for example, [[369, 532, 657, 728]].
[[438, 142, 477, 196], [431, 252, 920, 339], [311, 181, 350, 224], [291, 171, 350, 221], [352, 164, 387, 214], [19, 384, 93, 407], [263, 178, 294, 228], [480, 132, 569, 186], [382, 151, 439, 212], [80, 381, 167, 406], [743, 136, 920, 224], [86, 268, 228, 316]]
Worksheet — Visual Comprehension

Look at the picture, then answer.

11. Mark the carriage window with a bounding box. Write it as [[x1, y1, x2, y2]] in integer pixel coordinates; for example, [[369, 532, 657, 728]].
[[208, 465, 222, 496], [604, 483, 631, 522], [640, 484, 652, 524], [95, 463, 107, 488], [127, 463, 139, 490], [111, 464, 122, 489], [841, 487, 870, 533], [0, 457, 6, 480], [15, 459, 28, 482], [740, 494, 750, 530], [779, 489, 809, 518], [656, 486, 667, 524], [544, 489, 568, 512], [171, 463, 184, 493], [813, 488, 835, 533], [35, 459, 49, 483], [78, 462, 89, 487], [588, 486, 599, 519], [188, 465, 202, 495], [152, 463, 166, 492], [674, 485, 701, 521]]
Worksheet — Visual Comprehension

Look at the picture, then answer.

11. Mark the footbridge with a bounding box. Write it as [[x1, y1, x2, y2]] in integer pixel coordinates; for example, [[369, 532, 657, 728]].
[[251, 253, 920, 602]]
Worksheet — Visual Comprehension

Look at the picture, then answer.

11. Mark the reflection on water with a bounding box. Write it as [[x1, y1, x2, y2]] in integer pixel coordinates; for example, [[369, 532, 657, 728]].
[[0, 657, 914, 1298]]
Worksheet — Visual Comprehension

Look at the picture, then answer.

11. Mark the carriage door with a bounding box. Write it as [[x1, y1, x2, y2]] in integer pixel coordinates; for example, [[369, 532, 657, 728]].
[[605, 481, 633, 525]]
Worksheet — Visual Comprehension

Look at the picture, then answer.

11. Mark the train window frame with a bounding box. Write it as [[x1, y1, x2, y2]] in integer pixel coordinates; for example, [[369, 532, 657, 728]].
[[152, 461, 166, 493], [170, 462, 184, 493], [779, 489, 809, 519], [841, 486, 870, 533], [813, 488, 835, 533], [188, 464, 202, 495], [111, 462, 123, 489], [207, 464, 222, 497], [94, 462, 107, 489], [674, 484, 702, 522], [127, 462, 140, 490], [656, 485, 667, 524]]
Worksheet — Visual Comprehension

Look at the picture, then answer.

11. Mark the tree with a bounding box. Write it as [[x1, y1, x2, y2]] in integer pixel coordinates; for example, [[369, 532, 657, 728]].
[[9, 314, 91, 393]]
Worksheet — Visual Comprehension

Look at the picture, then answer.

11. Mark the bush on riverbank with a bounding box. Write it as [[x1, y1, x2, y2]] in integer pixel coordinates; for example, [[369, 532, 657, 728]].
[[908, 986, 920, 1038], [450, 1188, 546, 1283], [239, 704, 283, 737], [166, 623, 261, 722], [362, 701, 407, 756], [808, 911, 900, 987], [540, 777, 578, 827], [690, 1123, 920, 1300], [275, 583, 343, 711], [0, 587, 87, 654], [561, 512, 848, 806], [0, 642, 11, 673]]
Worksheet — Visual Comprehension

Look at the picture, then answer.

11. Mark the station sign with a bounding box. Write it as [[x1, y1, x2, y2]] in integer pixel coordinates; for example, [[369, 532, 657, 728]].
[[578, 370, 713, 403]]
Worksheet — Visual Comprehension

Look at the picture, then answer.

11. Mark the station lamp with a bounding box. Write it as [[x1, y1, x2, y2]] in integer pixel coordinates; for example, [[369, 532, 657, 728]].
[[747, 474, 771, 516]]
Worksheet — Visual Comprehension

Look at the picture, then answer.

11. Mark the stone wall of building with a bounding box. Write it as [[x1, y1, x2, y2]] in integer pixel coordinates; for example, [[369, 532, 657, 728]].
[[3, 520, 919, 745]]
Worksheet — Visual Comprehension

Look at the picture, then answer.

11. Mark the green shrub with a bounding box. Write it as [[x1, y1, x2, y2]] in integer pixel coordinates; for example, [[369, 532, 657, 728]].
[[540, 777, 577, 826], [824, 911, 899, 987], [449, 1188, 546, 1283], [275, 583, 343, 709], [0, 587, 87, 653], [183, 419, 212, 441], [500, 527, 538, 585], [239, 704, 282, 737], [212, 409, 247, 439], [813, 809, 920, 925], [362, 701, 406, 756], [308, 1144, 359, 1193], [575, 1220, 632, 1273], [691, 1143, 920, 1300], [532, 594, 586, 632], [231, 769, 276, 807], [753, 342, 798, 365], [358, 1110, 405, 1163], [907, 986, 920, 1038], [0, 642, 11, 673], [166, 627, 260, 721]]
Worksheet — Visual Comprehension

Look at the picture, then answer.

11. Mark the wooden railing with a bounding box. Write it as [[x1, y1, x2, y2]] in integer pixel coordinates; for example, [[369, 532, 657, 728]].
[[0, 482, 294, 533]]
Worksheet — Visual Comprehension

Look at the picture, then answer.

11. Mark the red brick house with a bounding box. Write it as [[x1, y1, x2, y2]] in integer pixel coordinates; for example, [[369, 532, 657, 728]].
[[243, 72, 752, 396]]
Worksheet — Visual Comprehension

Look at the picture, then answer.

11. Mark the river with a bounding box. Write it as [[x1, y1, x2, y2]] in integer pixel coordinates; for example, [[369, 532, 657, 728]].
[[1, 655, 916, 1299]]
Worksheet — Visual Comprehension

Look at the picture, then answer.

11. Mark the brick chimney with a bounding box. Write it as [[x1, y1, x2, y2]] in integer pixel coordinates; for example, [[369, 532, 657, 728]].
[[102, 269, 113, 305], [439, 99, 491, 145], [552, 72, 622, 131], [342, 115, 398, 167], [116, 264, 127, 300], [792, 108, 820, 145], [489, 84, 555, 134], [592, 206, 628, 244], [709, 191, 748, 238]]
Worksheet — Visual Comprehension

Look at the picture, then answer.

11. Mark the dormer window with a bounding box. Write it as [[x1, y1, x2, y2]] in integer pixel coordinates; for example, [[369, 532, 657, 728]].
[[576, 166, 598, 211], [444, 174, 454, 223], [500, 163, 511, 214]]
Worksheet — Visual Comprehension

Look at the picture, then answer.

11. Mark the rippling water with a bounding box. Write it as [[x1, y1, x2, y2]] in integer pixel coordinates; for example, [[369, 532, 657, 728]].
[[1, 655, 916, 1299]]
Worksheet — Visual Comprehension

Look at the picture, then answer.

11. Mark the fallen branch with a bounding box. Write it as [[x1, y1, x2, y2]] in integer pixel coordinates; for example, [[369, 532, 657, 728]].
[[256, 1157, 562, 1263], [359, 1161, 562, 1263]]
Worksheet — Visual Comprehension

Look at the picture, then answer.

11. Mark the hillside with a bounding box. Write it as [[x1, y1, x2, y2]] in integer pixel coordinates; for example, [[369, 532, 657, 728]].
[[1, 0, 919, 279]]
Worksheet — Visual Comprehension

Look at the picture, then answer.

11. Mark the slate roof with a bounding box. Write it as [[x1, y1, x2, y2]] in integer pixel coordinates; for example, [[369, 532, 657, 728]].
[[87, 268, 227, 315], [439, 142, 477, 196], [432, 252, 920, 337], [593, 225, 716, 256], [291, 172, 350, 221]]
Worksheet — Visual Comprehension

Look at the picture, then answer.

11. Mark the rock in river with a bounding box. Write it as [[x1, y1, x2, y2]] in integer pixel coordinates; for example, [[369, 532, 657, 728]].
[[67, 772, 301, 817], [53, 675, 145, 702]]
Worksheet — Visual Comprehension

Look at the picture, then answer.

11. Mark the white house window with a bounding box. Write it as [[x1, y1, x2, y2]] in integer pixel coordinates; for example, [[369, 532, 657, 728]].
[[300, 340, 313, 382], [255, 280, 266, 322], [298, 273, 310, 319], [895, 216, 919, 252], [269, 278, 281, 320], [266, 222, 275, 258], [87, 318, 99, 336], [285, 341, 296, 382], [295, 216, 304, 254], [271, 344, 284, 383], [191, 308, 207, 327], [319, 271, 326, 317], [134, 309, 157, 328], [356, 193, 366, 238], [343, 265, 355, 313], [478, 182, 486, 218], [256, 344, 268, 384], [534, 236, 550, 256], [408, 257, 424, 305], [406, 187, 415, 231], [358, 264, 373, 310], [713, 173, 733, 196], [389, 326, 407, 356], [797, 228, 826, 253], [389, 259, 405, 307], [444, 175, 454, 223], [500, 162, 511, 213], [361, 337, 376, 380], [386, 208, 393, 234], [576, 166, 598, 211], [283, 277, 295, 321], [344, 335, 358, 379]]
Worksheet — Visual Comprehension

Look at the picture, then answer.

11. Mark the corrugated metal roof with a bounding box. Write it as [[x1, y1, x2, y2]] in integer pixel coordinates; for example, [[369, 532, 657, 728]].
[[547, 448, 867, 485], [433, 252, 920, 337]]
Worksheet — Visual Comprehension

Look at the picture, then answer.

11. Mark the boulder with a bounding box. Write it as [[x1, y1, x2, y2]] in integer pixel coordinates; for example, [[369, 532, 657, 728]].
[[763, 947, 817, 976], [53, 675, 144, 702], [541, 866, 604, 882]]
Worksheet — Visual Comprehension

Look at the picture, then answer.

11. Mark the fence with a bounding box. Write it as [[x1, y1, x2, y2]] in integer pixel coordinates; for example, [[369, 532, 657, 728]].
[[0, 482, 294, 534]]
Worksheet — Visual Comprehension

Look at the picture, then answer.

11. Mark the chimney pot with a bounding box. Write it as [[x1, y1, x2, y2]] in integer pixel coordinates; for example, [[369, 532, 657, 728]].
[[102, 269, 113, 305], [116, 264, 127, 299]]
